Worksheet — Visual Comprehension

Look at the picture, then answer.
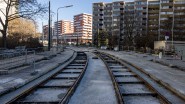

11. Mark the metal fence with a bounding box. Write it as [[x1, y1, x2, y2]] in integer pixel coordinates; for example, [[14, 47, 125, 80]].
[[0, 46, 64, 74], [0, 50, 35, 71]]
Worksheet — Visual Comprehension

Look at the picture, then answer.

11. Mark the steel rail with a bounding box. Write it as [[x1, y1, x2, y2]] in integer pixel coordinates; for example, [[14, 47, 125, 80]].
[[94, 51, 124, 104], [95, 51, 174, 104], [1, 51, 88, 104]]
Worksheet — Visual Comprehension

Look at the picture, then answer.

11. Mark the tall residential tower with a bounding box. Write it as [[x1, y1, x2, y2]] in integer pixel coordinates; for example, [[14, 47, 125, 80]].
[[93, 0, 185, 48], [74, 13, 92, 43]]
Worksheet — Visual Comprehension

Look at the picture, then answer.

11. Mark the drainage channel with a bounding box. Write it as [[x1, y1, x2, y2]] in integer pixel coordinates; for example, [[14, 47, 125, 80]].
[[96, 52, 171, 104], [8, 52, 88, 104]]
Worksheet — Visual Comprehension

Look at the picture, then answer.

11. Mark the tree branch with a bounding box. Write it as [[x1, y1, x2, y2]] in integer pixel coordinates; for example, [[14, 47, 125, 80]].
[[0, 17, 4, 27], [0, 8, 6, 16], [3, 0, 8, 4]]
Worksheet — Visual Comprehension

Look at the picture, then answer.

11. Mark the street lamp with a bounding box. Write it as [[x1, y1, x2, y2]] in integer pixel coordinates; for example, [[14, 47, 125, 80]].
[[57, 5, 73, 50]]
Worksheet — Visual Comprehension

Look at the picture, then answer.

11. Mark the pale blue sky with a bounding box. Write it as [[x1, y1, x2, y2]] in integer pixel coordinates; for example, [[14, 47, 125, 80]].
[[37, 0, 133, 32]]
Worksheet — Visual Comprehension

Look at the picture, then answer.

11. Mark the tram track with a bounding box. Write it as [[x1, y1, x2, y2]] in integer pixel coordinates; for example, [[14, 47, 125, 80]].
[[1, 51, 88, 104], [95, 51, 185, 104]]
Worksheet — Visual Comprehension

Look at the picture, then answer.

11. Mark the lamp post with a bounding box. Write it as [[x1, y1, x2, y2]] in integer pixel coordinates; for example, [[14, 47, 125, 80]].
[[57, 5, 73, 50], [87, 31, 89, 45], [76, 32, 79, 46]]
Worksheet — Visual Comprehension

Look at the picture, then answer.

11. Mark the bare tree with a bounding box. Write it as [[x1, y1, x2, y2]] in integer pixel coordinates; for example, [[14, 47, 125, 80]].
[[98, 29, 108, 47], [0, 0, 47, 48], [93, 31, 98, 47], [8, 18, 37, 41], [122, 10, 135, 50], [160, 17, 173, 40]]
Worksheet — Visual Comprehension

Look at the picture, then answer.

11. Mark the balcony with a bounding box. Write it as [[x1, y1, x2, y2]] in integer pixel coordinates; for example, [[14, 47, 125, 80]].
[[161, 9, 173, 12], [174, 15, 185, 18], [104, 12, 112, 15], [161, 3, 173, 6], [148, 21, 159, 25], [148, 31, 158, 35], [160, 14, 173, 18], [148, 26, 158, 30], [174, 3, 185, 7], [174, 9, 185, 12], [148, 15, 159, 19], [174, 20, 185, 24], [148, 10, 159, 14], [93, 11, 103, 14], [148, 5, 160, 9]]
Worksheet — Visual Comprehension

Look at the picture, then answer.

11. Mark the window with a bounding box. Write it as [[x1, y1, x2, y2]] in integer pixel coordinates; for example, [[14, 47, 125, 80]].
[[99, 14, 103, 16], [161, 6, 169, 9], [99, 19, 103, 21], [99, 9, 103, 11], [113, 18, 118, 21]]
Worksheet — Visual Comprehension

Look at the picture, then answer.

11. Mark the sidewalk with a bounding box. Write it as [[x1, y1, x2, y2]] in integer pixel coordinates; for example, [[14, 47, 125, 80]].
[[68, 52, 117, 104], [124, 51, 185, 71], [101, 50, 185, 99], [0, 47, 62, 73], [0, 49, 74, 96]]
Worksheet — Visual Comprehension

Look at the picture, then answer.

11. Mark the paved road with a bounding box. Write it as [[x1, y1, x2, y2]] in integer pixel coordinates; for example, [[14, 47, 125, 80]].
[[68, 52, 117, 104]]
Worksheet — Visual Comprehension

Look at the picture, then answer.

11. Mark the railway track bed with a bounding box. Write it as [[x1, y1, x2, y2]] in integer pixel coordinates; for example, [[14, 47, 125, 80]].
[[96, 51, 185, 104], [2, 51, 88, 104]]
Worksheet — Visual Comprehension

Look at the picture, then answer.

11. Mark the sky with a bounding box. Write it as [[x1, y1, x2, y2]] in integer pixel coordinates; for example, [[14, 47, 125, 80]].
[[37, 0, 133, 32]]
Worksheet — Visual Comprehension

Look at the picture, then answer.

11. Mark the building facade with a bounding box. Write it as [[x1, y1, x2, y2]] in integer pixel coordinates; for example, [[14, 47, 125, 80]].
[[74, 13, 92, 43], [54, 20, 74, 35], [92, 0, 185, 48]]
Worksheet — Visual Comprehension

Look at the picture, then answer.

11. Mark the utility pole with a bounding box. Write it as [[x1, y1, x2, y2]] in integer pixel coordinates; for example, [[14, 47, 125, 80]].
[[42, 22, 44, 45], [97, 24, 99, 48], [56, 5, 73, 50], [77, 32, 79, 46], [48, 0, 51, 51]]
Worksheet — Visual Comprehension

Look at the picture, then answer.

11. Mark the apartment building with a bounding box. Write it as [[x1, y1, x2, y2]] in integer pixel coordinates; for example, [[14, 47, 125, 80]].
[[148, 0, 160, 41], [93, 1, 124, 47], [54, 20, 74, 35], [93, 0, 185, 48], [74, 13, 92, 43], [173, 0, 185, 40], [134, 0, 148, 36], [112, 1, 124, 47], [159, 0, 185, 41], [123, 1, 135, 47], [43, 25, 49, 40]]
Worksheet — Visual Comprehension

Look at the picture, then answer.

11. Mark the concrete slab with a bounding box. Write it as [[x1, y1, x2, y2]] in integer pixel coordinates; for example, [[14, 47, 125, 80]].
[[65, 66, 84, 69], [44, 79, 75, 86], [62, 69, 82, 73], [55, 73, 79, 78], [20, 88, 68, 102], [119, 84, 152, 94], [113, 72, 135, 76], [111, 69, 129, 72], [116, 77, 141, 83], [123, 96, 161, 104]]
